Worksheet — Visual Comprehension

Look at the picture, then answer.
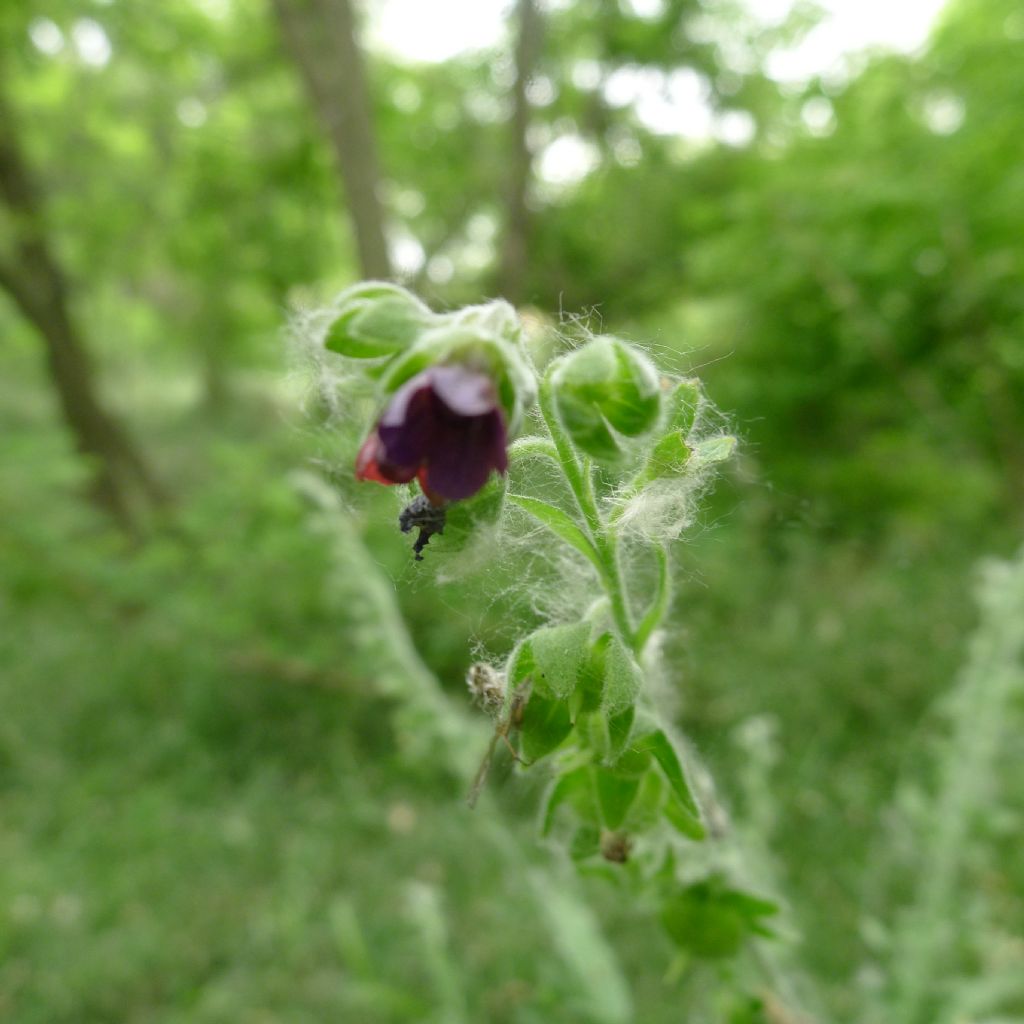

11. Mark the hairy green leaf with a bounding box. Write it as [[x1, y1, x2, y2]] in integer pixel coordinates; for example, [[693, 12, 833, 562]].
[[636, 729, 704, 838], [508, 495, 604, 575], [530, 620, 592, 700], [540, 766, 598, 835], [601, 635, 644, 714], [595, 767, 641, 830], [692, 435, 737, 466], [520, 691, 574, 762]]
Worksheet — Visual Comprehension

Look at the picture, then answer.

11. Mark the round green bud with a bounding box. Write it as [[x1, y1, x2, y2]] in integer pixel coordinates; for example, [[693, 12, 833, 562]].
[[551, 336, 662, 462], [325, 281, 435, 359]]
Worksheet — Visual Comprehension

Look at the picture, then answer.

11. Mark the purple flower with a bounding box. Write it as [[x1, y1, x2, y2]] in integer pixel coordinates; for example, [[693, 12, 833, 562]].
[[356, 364, 508, 503]]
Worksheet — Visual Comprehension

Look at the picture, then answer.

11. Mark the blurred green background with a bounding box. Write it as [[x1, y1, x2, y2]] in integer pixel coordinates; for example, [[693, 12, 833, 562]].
[[1, 0, 1022, 1020]]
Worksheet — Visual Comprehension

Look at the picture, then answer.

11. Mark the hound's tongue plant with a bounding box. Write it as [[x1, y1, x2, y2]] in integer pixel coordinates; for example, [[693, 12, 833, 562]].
[[326, 281, 785, 995]]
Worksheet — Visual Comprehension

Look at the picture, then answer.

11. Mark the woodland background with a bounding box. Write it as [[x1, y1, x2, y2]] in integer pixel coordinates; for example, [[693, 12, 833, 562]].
[[1, 0, 1023, 1021]]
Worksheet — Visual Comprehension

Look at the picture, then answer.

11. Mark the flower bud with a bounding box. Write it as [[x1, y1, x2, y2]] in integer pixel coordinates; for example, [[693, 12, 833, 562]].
[[325, 282, 435, 359], [551, 337, 661, 462]]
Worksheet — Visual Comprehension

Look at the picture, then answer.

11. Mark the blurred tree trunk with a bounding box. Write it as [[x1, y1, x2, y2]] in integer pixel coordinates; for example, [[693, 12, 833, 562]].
[[272, 0, 392, 280], [0, 86, 167, 531], [499, 0, 542, 304]]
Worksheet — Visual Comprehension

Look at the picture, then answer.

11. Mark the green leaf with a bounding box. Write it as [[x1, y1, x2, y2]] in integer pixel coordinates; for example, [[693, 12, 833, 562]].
[[605, 705, 636, 762], [508, 495, 604, 576], [540, 766, 598, 835], [636, 729, 704, 838], [623, 768, 664, 831], [569, 825, 601, 861], [726, 889, 781, 933], [519, 691, 574, 762], [612, 745, 652, 778], [661, 877, 778, 959], [530, 621, 592, 700], [508, 436, 560, 466], [634, 545, 670, 652], [642, 430, 691, 479], [639, 730, 700, 816], [662, 885, 744, 959], [506, 637, 535, 688], [576, 632, 610, 714], [663, 793, 705, 840], [594, 767, 641, 830], [601, 635, 644, 714]]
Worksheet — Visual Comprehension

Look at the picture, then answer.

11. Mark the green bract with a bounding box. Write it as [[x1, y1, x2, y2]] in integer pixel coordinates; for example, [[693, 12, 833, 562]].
[[325, 281, 435, 358], [666, 378, 702, 436], [627, 379, 737, 488], [660, 877, 778, 959], [632, 429, 691, 488], [551, 336, 662, 462]]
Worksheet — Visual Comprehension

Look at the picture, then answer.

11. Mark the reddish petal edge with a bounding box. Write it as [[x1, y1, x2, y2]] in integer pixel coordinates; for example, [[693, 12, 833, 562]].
[[416, 468, 446, 507], [354, 428, 397, 483]]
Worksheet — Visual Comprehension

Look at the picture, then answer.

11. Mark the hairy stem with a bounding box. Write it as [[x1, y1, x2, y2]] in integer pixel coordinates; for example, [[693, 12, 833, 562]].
[[538, 369, 638, 650], [634, 544, 670, 654]]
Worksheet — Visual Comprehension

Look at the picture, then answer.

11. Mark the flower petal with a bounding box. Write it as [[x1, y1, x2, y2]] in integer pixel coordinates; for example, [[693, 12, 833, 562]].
[[355, 432, 417, 485], [430, 364, 500, 417], [422, 407, 508, 500], [416, 468, 445, 507], [378, 374, 435, 467]]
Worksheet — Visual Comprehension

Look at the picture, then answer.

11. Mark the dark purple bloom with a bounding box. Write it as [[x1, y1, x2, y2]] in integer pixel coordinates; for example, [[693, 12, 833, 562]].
[[356, 364, 508, 503]]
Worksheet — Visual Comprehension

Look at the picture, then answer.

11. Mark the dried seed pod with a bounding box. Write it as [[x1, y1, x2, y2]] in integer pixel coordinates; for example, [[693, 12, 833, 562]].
[[600, 829, 632, 864], [466, 662, 506, 713]]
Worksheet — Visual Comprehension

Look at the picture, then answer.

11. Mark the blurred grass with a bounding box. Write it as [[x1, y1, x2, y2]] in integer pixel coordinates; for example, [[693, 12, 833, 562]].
[[3, 339, 1020, 1020], [0, 372, 672, 1022]]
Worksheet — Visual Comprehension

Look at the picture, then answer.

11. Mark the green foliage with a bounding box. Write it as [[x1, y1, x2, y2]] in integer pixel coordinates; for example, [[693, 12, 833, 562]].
[[528, 620, 592, 701], [519, 691, 575, 762], [661, 877, 778, 959], [597, 634, 643, 715], [332, 285, 755, 971]]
